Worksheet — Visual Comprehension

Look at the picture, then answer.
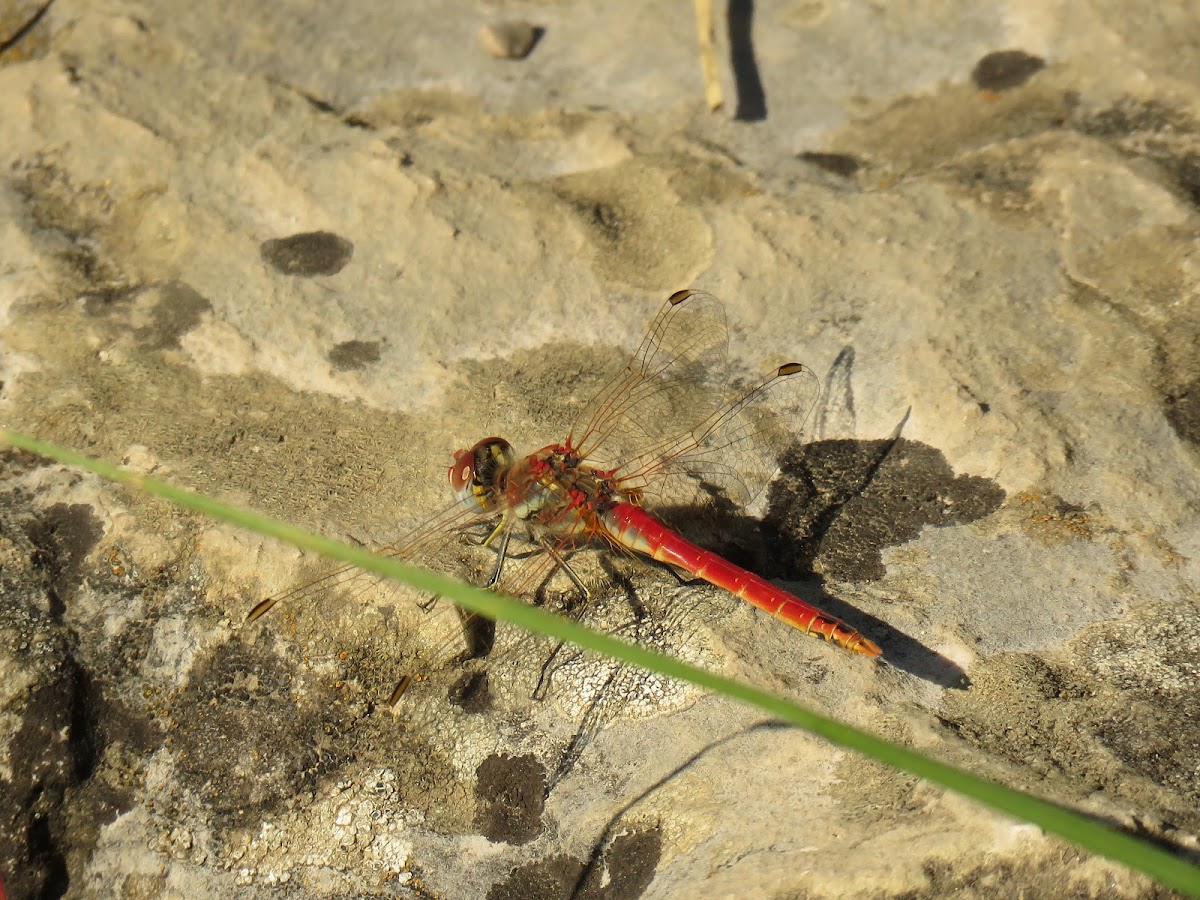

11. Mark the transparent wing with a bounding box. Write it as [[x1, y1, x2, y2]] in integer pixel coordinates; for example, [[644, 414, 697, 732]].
[[614, 362, 822, 512], [567, 289, 820, 512], [247, 492, 587, 696], [568, 290, 729, 469], [245, 494, 493, 623]]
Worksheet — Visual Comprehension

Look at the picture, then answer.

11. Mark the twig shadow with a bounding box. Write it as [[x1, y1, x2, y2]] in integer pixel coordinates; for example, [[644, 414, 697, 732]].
[[728, 0, 766, 121]]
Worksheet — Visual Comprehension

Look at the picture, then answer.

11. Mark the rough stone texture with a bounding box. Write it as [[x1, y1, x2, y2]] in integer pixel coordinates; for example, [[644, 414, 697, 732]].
[[1, 1, 1198, 898]]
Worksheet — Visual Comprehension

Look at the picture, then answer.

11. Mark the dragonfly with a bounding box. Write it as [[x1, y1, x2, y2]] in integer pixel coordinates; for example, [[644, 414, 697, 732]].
[[247, 289, 881, 695]]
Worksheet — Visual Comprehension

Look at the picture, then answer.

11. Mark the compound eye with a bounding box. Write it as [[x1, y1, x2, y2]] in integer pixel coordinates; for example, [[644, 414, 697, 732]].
[[448, 448, 474, 491]]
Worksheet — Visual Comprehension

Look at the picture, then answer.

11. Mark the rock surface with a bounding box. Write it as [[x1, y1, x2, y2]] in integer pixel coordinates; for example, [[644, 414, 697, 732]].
[[1, 1, 1198, 898]]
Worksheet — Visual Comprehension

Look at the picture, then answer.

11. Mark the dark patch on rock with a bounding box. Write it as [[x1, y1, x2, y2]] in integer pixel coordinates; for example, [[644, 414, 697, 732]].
[[1072, 98, 1200, 207], [1164, 378, 1200, 445], [11, 156, 138, 303], [0, 446, 47, 475], [24, 502, 105, 602], [945, 145, 1041, 215], [0, 537, 150, 900], [80, 279, 211, 351], [81, 285, 132, 316], [3, 652, 90, 900], [486, 825, 661, 899], [474, 753, 546, 844], [168, 641, 333, 823], [798, 151, 861, 177], [1169, 151, 1200, 207], [448, 670, 491, 714], [462, 609, 497, 661], [260, 230, 354, 276], [917, 851, 1126, 898], [1074, 97, 1191, 138], [488, 853, 580, 900], [767, 438, 1006, 582], [941, 603, 1200, 838], [133, 281, 212, 349], [587, 826, 662, 899], [579, 200, 624, 244], [328, 339, 382, 371], [971, 50, 1045, 92]]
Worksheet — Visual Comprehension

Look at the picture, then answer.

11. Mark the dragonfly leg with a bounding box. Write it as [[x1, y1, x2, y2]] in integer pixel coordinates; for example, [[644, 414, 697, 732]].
[[664, 562, 703, 587], [481, 517, 507, 549], [458, 515, 505, 547], [418, 593, 440, 612], [485, 525, 514, 588], [529, 538, 598, 702], [533, 534, 590, 602], [558, 557, 590, 601]]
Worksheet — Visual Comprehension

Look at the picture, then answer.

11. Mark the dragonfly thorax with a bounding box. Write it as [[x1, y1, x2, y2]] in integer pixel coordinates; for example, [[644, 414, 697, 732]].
[[496, 444, 623, 536]]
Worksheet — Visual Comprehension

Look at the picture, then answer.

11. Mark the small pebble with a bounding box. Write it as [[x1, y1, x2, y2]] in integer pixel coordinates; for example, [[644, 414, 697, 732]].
[[479, 21, 539, 60]]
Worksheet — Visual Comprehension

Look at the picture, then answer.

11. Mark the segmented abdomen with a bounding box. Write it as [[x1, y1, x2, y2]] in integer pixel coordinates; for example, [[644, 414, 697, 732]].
[[602, 504, 881, 657]]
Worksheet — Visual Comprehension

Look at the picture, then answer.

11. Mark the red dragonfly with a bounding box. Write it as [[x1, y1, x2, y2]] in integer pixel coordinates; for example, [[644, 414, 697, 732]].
[[248, 289, 881, 677]]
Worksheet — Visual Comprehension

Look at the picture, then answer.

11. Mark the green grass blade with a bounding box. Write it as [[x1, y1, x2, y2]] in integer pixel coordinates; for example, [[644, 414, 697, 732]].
[[4, 428, 1198, 897]]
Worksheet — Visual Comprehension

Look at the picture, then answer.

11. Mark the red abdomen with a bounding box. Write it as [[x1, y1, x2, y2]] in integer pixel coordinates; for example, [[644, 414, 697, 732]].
[[601, 504, 881, 657]]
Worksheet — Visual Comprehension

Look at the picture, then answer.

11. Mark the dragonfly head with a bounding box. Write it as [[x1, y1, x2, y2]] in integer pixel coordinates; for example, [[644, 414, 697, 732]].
[[449, 437, 516, 507]]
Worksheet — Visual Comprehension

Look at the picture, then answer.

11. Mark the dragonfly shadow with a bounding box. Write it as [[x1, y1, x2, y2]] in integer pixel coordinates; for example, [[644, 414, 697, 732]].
[[790, 577, 970, 689], [760, 434, 1007, 687], [728, 0, 766, 121], [656, 500, 967, 683], [654, 425, 1007, 689]]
